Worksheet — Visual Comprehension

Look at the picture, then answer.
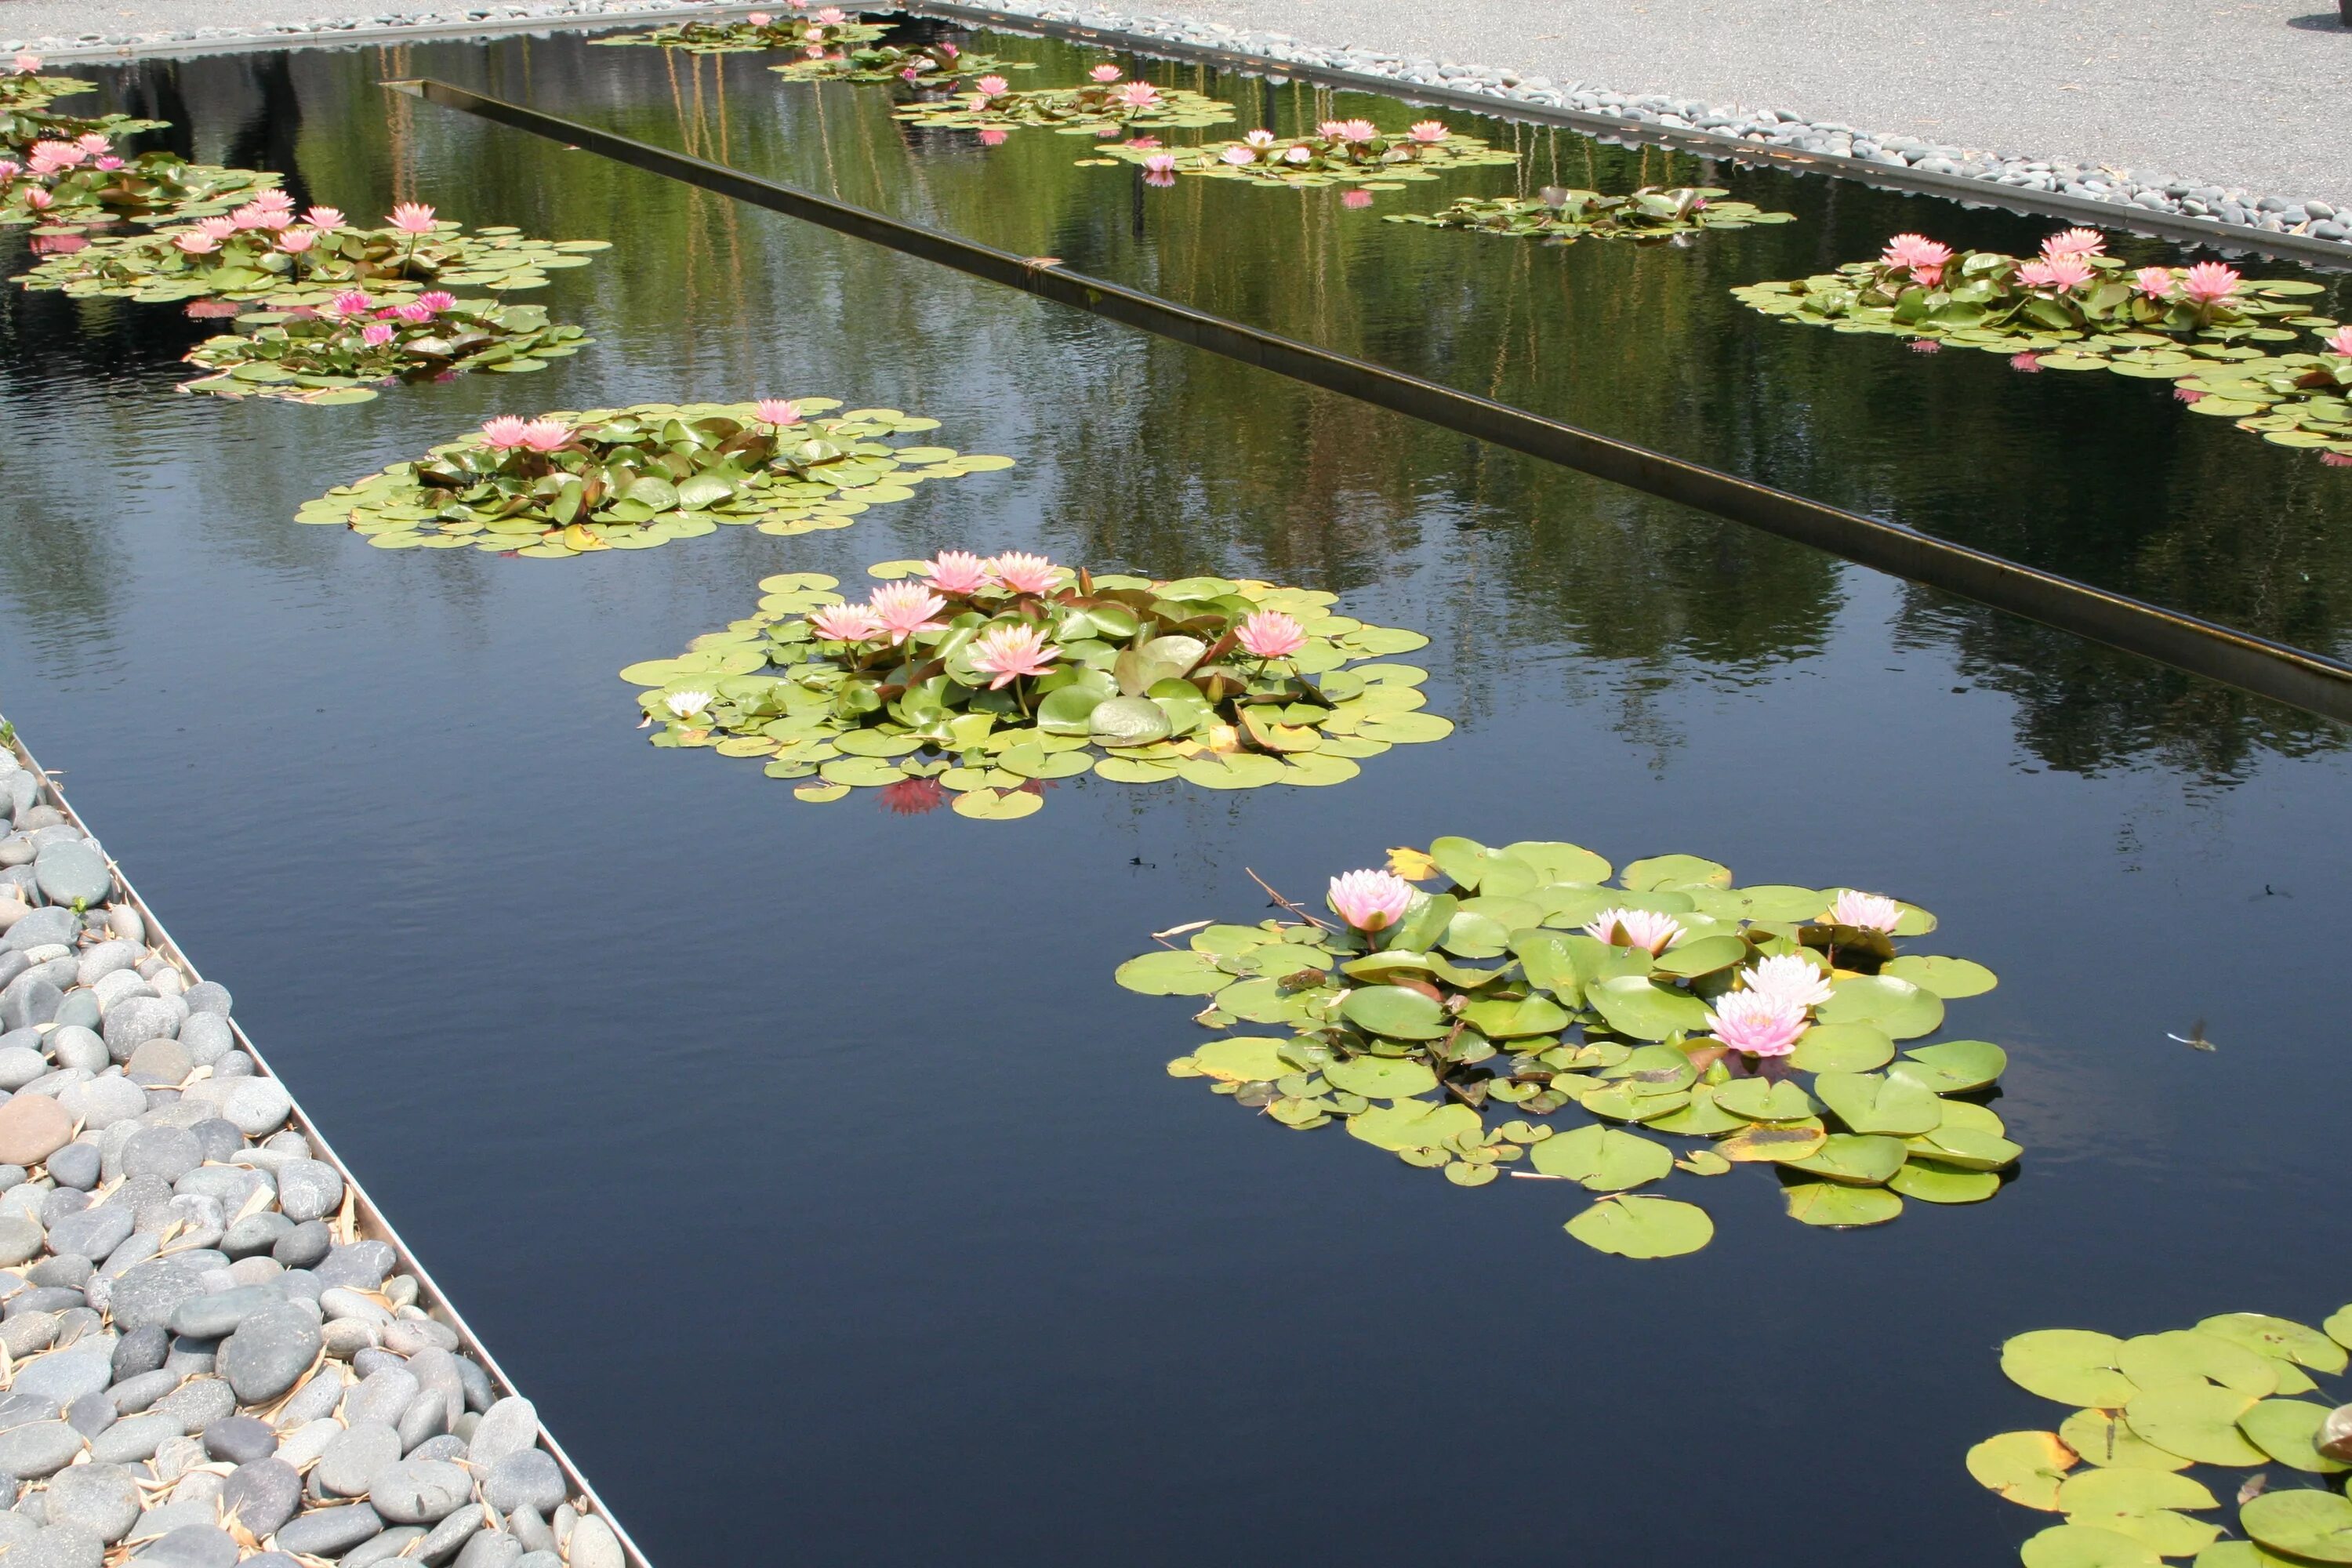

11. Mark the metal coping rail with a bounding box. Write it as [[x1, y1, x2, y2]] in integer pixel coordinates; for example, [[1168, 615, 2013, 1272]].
[[388, 77, 2352, 726], [1, 719, 658, 1568]]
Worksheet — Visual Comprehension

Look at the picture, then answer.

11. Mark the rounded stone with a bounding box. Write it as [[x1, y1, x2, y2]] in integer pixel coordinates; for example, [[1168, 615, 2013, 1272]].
[[221, 1211, 292, 1260], [313, 1240, 394, 1290], [45, 1141, 100, 1192], [456, 1533, 525, 1568], [41, 1461, 139, 1544], [568, 1515, 625, 1568], [31, 844, 109, 909], [465, 1397, 539, 1471], [481, 1450, 565, 1515], [317, 1421, 403, 1497], [187, 1118, 241, 1163], [99, 996, 180, 1059], [110, 1322, 169, 1381], [216, 1456, 299, 1539], [85, 1409, 181, 1465], [169, 1284, 284, 1340], [125, 1038, 191, 1086], [0, 1092, 73, 1165], [178, 1013, 233, 1067], [17, 1523, 103, 1568], [369, 1457, 472, 1525], [270, 1220, 332, 1269], [13, 1347, 114, 1406], [341, 1526, 426, 1565], [0, 1419, 84, 1476], [0, 1214, 44, 1267], [119, 1126, 201, 1183], [150, 1377, 234, 1428], [272, 1502, 383, 1557], [219, 1079, 291, 1138], [218, 1301, 321, 1403], [56, 1075, 144, 1132], [0, 1044, 45, 1091], [274, 1160, 343, 1225], [132, 1525, 237, 1568], [180, 982, 230, 1018]]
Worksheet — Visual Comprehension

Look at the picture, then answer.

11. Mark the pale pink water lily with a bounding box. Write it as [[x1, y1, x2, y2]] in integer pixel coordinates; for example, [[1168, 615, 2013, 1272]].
[[1243, 129, 1276, 149], [1327, 869, 1415, 932], [93, 155, 121, 171], [1218, 145, 1255, 166], [1089, 64, 1123, 82], [1739, 953, 1835, 1011], [1333, 118, 1378, 143], [2180, 261, 2240, 304], [74, 132, 112, 154], [1707, 989, 1809, 1058], [1583, 907, 1684, 955], [19, 189, 47, 210], [172, 230, 219, 255], [2133, 265, 2175, 299], [1911, 263, 1944, 288], [388, 202, 437, 234], [746, 10, 771, 22], [391, 301, 435, 323], [1408, 120, 1447, 143], [814, 5, 847, 20], [328, 289, 372, 317], [0, 162, 17, 182], [753, 397, 803, 428], [938, 42, 958, 57], [988, 551, 1058, 595], [1123, 136, 1160, 150], [973, 74, 1009, 97], [196, 216, 238, 239], [1147, 154, 1180, 174], [808, 603, 886, 642], [514, 419, 570, 452], [1825, 889, 1903, 931], [479, 416, 534, 451], [1315, 120, 1347, 140], [27, 141, 81, 172], [869, 581, 949, 644], [2016, 256, 2092, 290], [969, 622, 1059, 689], [1234, 609, 1306, 659], [2040, 227, 2106, 259], [252, 189, 294, 212], [662, 689, 713, 720], [227, 201, 273, 229], [1880, 233, 1951, 271], [360, 321, 396, 347], [2325, 327, 2352, 358], [1283, 146, 1312, 165], [303, 205, 344, 231], [922, 550, 992, 595], [803, 44, 826, 57], [415, 290, 456, 313], [276, 227, 317, 254], [1114, 82, 1161, 107], [13, 53, 41, 73]]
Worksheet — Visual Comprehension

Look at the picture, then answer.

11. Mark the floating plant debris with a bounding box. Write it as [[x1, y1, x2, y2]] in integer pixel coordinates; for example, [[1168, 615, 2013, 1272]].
[[1975, 1307, 2352, 1566], [893, 66, 1236, 136], [770, 41, 1035, 87], [591, 6, 888, 54], [1091, 118, 1515, 188], [1388, 186, 1797, 241], [179, 292, 589, 405], [1734, 228, 2351, 461], [0, 137, 278, 229], [1121, 840, 2016, 1258], [622, 561, 1445, 816], [303, 401, 1004, 557], [16, 201, 608, 307]]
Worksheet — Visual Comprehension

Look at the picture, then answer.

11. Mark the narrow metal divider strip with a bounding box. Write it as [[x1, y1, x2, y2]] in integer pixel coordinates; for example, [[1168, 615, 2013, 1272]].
[[387, 77, 2352, 725]]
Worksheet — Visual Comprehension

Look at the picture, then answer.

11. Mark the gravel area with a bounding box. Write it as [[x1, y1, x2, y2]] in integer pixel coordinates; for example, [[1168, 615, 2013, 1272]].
[[0, 0, 2346, 251], [0, 724, 634, 1568]]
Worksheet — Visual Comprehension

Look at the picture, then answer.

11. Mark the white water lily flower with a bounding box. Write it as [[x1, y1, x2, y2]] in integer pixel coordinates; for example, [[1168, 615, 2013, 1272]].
[[664, 689, 714, 719]]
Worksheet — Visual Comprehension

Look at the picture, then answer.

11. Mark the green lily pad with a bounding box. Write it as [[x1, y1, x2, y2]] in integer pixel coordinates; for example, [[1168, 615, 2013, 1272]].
[[1339, 985, 1450, 1041], [1527, 1125, 1672, 1191], [1788, 1022, 1896, 1073], [1586, 975, 1711, 1040], [2242, 1490, 2352, 1563], [2239, 1399, 2352, 1474], [1895, 1040, 2009, 1093], [1817, 975, 1946, 1038], [1345, 1100, 1483, 1152], [1116, 949, 1229, 996], [1783, 1181, 1902, 1227], [2019, 1525, 2163, 1568], [1887, 1159, 2001, 1203], [2118, 1330, 2280, 1396], [1969, 1430, 2078, 1509], [1563, 1196, 1714, 1258], [2005, 1331, 2137, 1407], [2060, 1410, 2191, 1472], [2123, 1385, 2265, 1465], [1883, 953, 1999, 998], [1813, 1071, 1944, 1137], [1185, 1037, 1294, 1083], [1323, 1055, 1440, 1101], [1786, 1133, 1908, 1185], [2200, 1316, 2351, 1375]]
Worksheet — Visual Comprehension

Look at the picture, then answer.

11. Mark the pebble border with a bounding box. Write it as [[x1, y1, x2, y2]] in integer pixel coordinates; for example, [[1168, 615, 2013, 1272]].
[[2, 0, 2346, 254], [0, 718, 648, 1568]]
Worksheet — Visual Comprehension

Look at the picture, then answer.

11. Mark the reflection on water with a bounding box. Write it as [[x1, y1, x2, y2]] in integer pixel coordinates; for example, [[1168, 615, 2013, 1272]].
[[1, 29, 2350, 1566]]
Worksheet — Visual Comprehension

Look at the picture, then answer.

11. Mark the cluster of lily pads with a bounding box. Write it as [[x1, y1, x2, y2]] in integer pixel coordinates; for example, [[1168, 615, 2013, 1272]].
[[591, 5, 887, 55], [0, 63, 164, 159], [1122, 837, 2015, 1258], [179, 291, 587, 405], [16, 199, 608, 307], [1733, 228, 2352, 461], [1388, 185, 1798, 243], [1089, 117, 1516, 189], [1976, 1307, 2352, 1566], [0, 136, 278, 229], [625, 560, 1446, 816], [769, 39, 1033, 89], [299, 400, 1006, 557], [893, 64, 1236, 136]]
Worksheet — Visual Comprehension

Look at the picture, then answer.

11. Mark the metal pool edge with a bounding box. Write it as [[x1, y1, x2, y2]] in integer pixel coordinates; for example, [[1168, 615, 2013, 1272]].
[[1, 717, 659, 1568], [391, 75, 2352, 725]]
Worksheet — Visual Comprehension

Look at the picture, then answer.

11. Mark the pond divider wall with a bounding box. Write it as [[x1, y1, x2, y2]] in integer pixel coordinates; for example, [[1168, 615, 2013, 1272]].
[[390, 75, 2352, 728], [0, 717, 655, 1568]]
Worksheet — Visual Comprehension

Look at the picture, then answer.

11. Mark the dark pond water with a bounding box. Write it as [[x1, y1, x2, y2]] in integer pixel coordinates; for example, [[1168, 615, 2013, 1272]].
[[2, 23, 2348, 1565]]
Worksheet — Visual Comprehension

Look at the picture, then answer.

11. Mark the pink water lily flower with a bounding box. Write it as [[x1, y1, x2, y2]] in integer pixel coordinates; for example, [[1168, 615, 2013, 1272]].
[[923, 550, 991, 595], [1328, 869, 1415, 932], [13, 53, 41, 72], [0, 161, 16, 182], [1880, 233, 1952, 272], [414, 290, 456, 313], [1235, 609, 1306, 659], [27, 141, 80, 172], [879, 776, 947, 816], [808, 603, 886, 642], [227, 201, 273, 229], [2133, 265, 2175, 298], [360, 321, 396, 347], [1218, 145, 1255, 166], [2180, 261, 2241, 304], [1146, 153, 1180, 174], [277, 228, 316, 253], [814, 5, 847, 20], [93, 155, 122, 170], [252, 189, 294, 212], [868, 581, 949, 644], [1089, 64, 1122, 82], [2324, 327, 2352, 358], [479, 416, 535, 451], [19, 188, 47, 210], [969, 622, 1059, 688], [2040, 227, 2106, 259], [1408, 120, 1447, 143], [1708, 990, 1809, 1058], [973, 74, 1009, 97], [1114, 82, 1161, 108], [988, 552, 1058, 595], [1315, 120, 1348, 140], [172, 230, 220, 255], [388, 201, 437, 234], [515, 419, 570, 452], [392, 301, 435, 323], [2016, 256, 2092, 290], [753, 397, 803, 428], [1826, 889, 1903, 931], [1283, 146, 1312, 164], [1243, 129, 1276, 149], [1739, 953, 1835, 1011], [300, 204, 345, 231], [328, 289, 372, 317], [1336, 119, 1380, 143], [74, 132, 111, 155], [196, 216, 238, 239], [745, 10, 771, 21], [1584, 907, 1683, 955]]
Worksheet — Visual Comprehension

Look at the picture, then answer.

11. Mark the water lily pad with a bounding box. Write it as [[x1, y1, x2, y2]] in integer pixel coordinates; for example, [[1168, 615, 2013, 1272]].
[[1323, 1055, 1440, 1101], [1787, 1133, 1908, 1185], [2125, 1385, 2265, 1465], [2019, 1524, 2164, 1568], [2005, 1331, 2138, 1407], [1788, 1022, 1896, 1073], [1527, 1125, 1672, 1190], [2118, 1331, 2281, 1397], [1817, 975, 1945, 1038], [1713, 1076, 1820, 1122], [2061, 1409, 2192, 1472], [1969, 1431, 2078, 1509], [1887, 1159, 2001, 1203], [1339, 985, 1450, 1041], [1563, 1196, 1713, 1258], [1586, 975, 1711, 1040], [2239, 1399, 2352, 1474], [1116, 949, 1229, 996], [2242, 1489, 2352, 1563], [1884, 953, 1999, 998], [1718, 1123, 1829, 1163], [1346, 1100, 1483, 1152], [1895, 1039, 2009, 1093], [1783, 1181, 1902, 1227], [2199, 1316, 2351, 1375], [1186, 1038, 1294, 1083], [1814, 1071, 1944, 1136]]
